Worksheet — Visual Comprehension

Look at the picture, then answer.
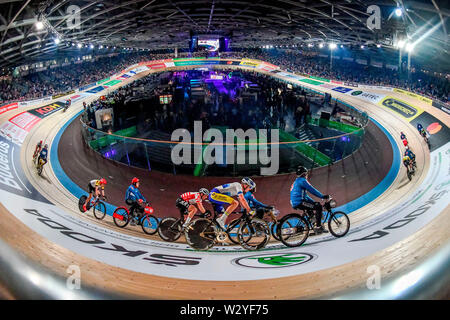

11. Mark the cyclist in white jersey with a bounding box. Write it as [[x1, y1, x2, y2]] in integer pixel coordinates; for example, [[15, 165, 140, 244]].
[[209, 177, 256, 229]]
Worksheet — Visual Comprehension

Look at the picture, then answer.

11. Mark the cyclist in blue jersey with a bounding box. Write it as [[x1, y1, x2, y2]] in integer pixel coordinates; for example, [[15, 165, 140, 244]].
[[290, 165, 330, 233], [125, 177, 147, 225], [37, 144, 49, 167], [244, 187, 272, 219], [404, 146, 416, 164]]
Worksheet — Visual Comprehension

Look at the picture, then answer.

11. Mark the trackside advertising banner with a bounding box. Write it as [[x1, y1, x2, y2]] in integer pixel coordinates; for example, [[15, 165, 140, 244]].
[[0, 102, 18, 115], [28, 101, 66, 118], [378, 96, 424, 121]]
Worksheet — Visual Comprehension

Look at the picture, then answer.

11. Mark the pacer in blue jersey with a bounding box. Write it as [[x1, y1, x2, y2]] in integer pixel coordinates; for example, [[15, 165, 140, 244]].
[[290, 166, 329, 232]]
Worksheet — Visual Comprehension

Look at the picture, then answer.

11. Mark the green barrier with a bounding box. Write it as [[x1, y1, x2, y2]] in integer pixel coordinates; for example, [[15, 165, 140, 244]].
[[299, 78, 323, 86], [309, 76, 330, 83], [278, 130, 331, 166], [307, 117, 361, 134], [89, 126, 137, 151]]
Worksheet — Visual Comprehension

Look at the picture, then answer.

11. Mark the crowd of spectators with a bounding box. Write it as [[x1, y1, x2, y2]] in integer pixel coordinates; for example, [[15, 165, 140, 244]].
[[1, 47, 448, 106]]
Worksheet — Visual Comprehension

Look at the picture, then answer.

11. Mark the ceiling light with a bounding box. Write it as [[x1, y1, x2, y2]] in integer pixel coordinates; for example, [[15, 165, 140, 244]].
[[77, 43, 82, 48], [54, 38, 60, 44], [319, 43, 324, 48], [395, 8, 403, 17], [329, 43, 337, 49], [35, 21, 44, 30], [377, 44, 381, 48], [360, 45, 365, 49]]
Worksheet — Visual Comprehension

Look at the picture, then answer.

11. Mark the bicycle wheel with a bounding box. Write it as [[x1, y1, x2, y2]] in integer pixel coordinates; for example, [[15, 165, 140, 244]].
[[407, 168, 412, 181], [226, 218, 243, 244], [237, 218, 270, 250], [141, 215, 159, 235], [37, 164, 43, 176], [158, 217, 182, 242], [78, 196, 87, 212], [185, 218, 216, 251], [278, 213, 309, 247], [93, 201, 107, 220], [328, 211, 350, 237], [271, 220, 291, 241], [113, 207, 130, 228]]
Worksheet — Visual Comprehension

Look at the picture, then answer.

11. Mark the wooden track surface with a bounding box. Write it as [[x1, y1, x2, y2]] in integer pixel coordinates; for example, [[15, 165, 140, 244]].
[[0, 63, 449, 299]]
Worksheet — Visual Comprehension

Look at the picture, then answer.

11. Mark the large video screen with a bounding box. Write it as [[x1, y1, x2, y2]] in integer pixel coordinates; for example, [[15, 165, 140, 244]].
[[198, 39, 220, 52]]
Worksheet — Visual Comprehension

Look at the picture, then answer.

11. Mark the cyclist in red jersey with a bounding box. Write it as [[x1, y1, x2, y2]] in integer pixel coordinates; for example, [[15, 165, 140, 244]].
[[176, 188, 210, 228]]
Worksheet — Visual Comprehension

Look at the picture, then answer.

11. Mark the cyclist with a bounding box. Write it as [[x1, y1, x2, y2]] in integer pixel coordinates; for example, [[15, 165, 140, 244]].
[[125, 177, 147, 225], [417, 123, 423, 133], [244, 185, 273, 220], [176, 188, 210, 229], [33, 140, 43, 160], [400, 132, 406, 141], [37, 144, 49, 168], [405, 146, 416, 165], [290, 166, 330, 234], [402, 137, 408, 147], [403, 155, 414, 173], [209, 177, 256, 230], [83, 178, 107, 212]]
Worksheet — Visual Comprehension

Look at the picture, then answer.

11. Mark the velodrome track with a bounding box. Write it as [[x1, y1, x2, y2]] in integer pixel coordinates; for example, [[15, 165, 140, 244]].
[[0, 58, 449, 299]]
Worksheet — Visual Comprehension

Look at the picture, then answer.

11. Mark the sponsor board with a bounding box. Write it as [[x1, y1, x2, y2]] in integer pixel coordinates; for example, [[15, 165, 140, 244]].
[[347, 90, 385, 104], [86, 86, 106, 94], [393, 88, 433, 105], [331, 80, 343, 85], [299, 78, 322, 86], [52, 90, 75, 100], [0, 136, 49, 200], [0, 102, 18, 115], [129, 65, 149, 74], [28, 102, 66, 119], [232, 253, 316, 269], [164, 61, 175, 68], [96, 78, 110, 85], [358, 84, 393, 91], [102, 80, 122, 87], [319, 83, 336, 89], [69, 93, 86, 104], [379, 96, 423, 121], [332, 86, 353, 94], [239, 61, 259, 67], [344, 81, 358, 88], [0, 121, 29, 145], [432, 100, 450, 115], [117, 74, 130, 80], [147, 63, 166, 69], [78, 82, 97, 92], [409, 112, 450, 152], [9, 111, 41, 130], [17, 96, 52, 108]]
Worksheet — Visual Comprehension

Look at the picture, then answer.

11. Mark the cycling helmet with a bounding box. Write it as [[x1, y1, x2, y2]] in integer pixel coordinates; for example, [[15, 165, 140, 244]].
[[131, 177, 139, 185], [100, 178, 107, 185], [199, 188, 209, 196], [296, 165, 308, 176], [43, 144, 48, 148], [241, 177, 256, 190], [417, 123, 423, 130], [405, 145, 409, 150]]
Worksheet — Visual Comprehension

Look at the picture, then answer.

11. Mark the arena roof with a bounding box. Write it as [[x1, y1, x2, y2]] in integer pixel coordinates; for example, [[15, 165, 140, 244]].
[[0, 0, 449, 70]]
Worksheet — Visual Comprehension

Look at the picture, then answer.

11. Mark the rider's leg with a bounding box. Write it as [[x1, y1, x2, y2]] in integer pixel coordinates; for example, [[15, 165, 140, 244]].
[[313, 202, 323, 228], [183, 205, 197, 227], [217, 199, 238, 227]]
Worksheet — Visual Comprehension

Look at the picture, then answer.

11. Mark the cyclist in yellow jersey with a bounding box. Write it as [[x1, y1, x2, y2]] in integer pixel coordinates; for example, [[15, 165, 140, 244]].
[[83, 178, 107, 211], [402, 155, 413, 172]]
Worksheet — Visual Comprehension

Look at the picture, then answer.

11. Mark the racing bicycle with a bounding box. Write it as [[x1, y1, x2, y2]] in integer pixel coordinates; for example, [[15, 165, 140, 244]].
[[406, 161, 416, 181], [277, 198, 350, 247], [35, 157, 46, 176], [157, 209, 212, 242], [113, 202, 159, 235], [78, 194, 107, 219], [184, 209, 270, 251]]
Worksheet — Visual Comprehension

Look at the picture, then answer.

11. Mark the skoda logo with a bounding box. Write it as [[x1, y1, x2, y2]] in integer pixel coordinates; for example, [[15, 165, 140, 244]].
[[351, 90, 363, 96], [232, 252, 316, 269]]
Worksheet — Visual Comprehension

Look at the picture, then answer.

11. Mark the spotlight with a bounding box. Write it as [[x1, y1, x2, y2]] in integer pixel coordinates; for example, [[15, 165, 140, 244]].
[[405, 43, 415, 52], [77, 43, 82, 48], [360, 45, 365, 49], [395, 8, 402, 17], [54, 38, 60, 44], [377, 44, 381, 48], [35, 21, 44, 30], [308, 43, 313, 48], [340, 45, 344, 48], [319, 43, 324, 48], [329, 43, 337, 50], [397, 40, 406, 49], [99, 45, 103, 49]]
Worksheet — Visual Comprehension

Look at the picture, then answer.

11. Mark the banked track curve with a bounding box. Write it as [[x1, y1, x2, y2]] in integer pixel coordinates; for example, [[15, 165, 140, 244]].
[[0, 58, 449, 299]]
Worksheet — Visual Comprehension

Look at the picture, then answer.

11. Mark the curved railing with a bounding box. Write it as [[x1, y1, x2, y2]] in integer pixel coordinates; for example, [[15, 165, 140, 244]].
[[79, 72, 369, 176]]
